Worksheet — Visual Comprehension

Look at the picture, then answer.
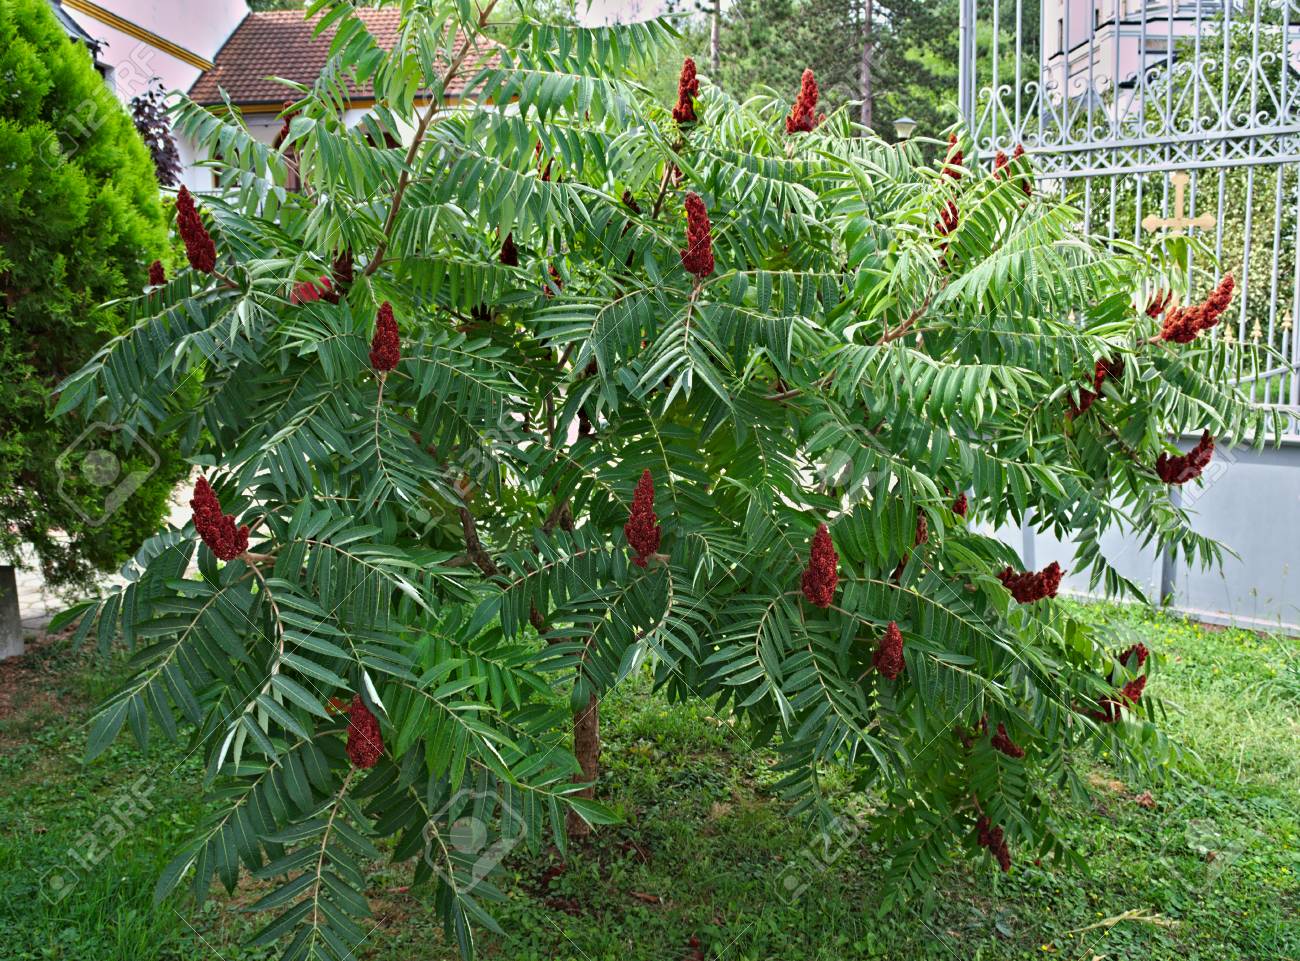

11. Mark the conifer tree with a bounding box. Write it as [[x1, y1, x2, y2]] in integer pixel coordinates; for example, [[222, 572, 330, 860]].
[[0, 0, 184, 650]]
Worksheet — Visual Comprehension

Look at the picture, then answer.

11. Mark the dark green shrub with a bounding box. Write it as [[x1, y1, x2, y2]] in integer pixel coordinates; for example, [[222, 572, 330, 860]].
[[0, 0, 186, 589]]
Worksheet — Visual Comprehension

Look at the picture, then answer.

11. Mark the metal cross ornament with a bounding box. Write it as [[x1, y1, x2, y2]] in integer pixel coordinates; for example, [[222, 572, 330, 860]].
[[1142, 172, 1217, 234]]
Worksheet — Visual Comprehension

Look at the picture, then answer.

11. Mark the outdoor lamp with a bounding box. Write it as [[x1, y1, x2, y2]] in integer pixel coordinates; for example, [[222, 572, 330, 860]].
[[894, 116, 917, 140]]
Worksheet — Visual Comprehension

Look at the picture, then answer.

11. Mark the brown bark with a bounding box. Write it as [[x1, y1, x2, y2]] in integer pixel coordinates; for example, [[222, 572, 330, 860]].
[[565, 693, 600, 840], [860, 0, 874, 129], [458, 506, 499, 577]]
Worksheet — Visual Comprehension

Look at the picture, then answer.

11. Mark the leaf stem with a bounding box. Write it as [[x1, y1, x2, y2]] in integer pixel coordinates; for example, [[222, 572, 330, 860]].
[[362, 0, 500, 278]]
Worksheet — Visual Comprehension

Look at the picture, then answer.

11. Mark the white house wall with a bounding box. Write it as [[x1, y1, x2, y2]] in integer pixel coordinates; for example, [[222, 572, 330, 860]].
[[73, 18, 191, 100], [61, 0, 248, 189], [181, 107, 420, 192]]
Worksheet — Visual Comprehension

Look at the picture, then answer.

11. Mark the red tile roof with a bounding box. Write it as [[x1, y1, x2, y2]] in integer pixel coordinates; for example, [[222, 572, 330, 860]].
[[188, 9, 500, 107]]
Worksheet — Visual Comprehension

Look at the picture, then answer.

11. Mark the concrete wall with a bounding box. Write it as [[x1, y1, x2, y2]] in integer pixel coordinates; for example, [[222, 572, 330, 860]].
[[1168, 441, 1300, 632], [993, 438, 1300, 634]]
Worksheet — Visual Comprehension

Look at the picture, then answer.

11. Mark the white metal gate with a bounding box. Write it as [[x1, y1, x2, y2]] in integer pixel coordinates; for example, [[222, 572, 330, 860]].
[[959, 1, 1300, 632], [959, 0, 1300, 434]]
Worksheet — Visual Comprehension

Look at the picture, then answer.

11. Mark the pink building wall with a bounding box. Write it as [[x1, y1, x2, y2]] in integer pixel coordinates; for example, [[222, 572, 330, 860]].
[[62, 0, 247, 99], [61, 0, 249, 189], [56, 1, 460, 189], [1041, 0, 1208, 105]]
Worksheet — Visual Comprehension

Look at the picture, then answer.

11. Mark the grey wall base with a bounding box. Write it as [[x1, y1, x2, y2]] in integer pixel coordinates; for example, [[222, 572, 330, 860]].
[[988, 441, 1300, 636], [0, 566, 23, 660]]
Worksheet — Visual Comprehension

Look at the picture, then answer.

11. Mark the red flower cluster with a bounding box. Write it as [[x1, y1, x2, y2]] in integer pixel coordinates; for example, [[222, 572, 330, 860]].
[[290, 276, 332, 305], [785, 68, 823, 134], [936, 199, 959, 236], [673, 57, 700, 124], [976, 815, 1012, 872], [346, 695, 384, 769], [889, 512, 930, 582], [148, 260, 166, 286], [990, 722, 1025, 759], [500, 232, 519, 267], [273, 99, 295, 149], [532, 140, 554, 181], [624, 469, 662, 567], [327, 249, 353, 303], [997, 561, 1063, 603], [1159, 275, 1235, 343], [369, 301, 400, 373], [175, 186, 216, 274], [873, 620, 905, 680], [1090, 674, 1148, 723], [942, 133, 963, 180], [1145, 289, 1173, 318], [542, 263, 564, 298], [1086, 642, 1154, 722], [680, 192, 715, 279], [1122, 675, 1147, 704], [1155, 430, 1214, 485], [1012, 145, 1030, 194], [952, 491, 969, 517], [993, 144, 1031, 196], [191, 476, 248, 561], [956, 715, 987, 749], [1117, 643, 1149, 670], [1067, 356, 1124, 418], [800, 523, 838, 608]]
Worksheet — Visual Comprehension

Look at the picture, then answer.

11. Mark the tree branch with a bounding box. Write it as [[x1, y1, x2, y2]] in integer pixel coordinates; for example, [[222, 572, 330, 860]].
[[879, 288, 934, 344], [542, 498, 574, 536], [649, 136, 684, 220], [458, 505, 499, 577], [362, 0, 500, 278]]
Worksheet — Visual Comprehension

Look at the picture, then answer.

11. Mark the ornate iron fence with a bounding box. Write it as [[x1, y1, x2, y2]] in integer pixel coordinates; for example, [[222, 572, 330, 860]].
[[959, 0, 1300, 434]]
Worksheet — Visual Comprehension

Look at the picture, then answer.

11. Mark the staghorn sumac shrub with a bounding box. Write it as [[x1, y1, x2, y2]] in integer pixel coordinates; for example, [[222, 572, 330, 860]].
[[53, 3, 1277, 957]]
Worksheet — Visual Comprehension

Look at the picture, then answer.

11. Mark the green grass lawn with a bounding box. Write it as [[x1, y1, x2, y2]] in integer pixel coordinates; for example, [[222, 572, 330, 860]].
[[2, 602, 1297, 960]]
